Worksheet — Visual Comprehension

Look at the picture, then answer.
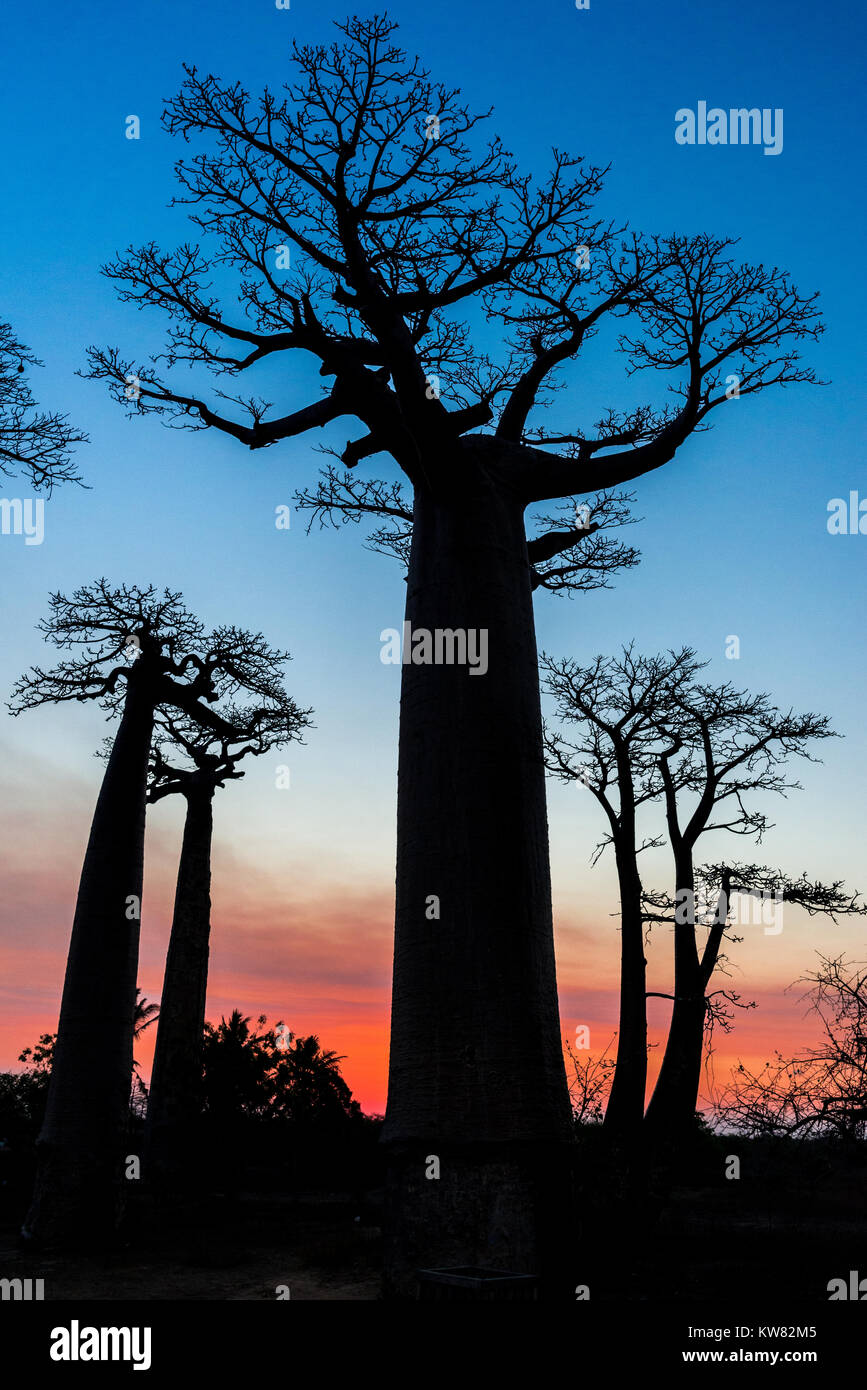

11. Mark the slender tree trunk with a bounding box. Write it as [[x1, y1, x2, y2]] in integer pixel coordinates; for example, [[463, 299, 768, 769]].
[[145, 784, 214, 1188], [603, 852, 647, 1138], [381, 461, 575, 1297], [24, 672, 155, 1246], [644, 990, 706, 1139], [644, 856, 705, 1139]]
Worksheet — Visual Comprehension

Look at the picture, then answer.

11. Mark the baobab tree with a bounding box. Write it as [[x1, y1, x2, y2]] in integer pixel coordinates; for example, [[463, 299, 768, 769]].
[[643, 682, 862, 1141], [83, 15, 823, 1289], [295, 465, 641, 593], [145, 689, 311, 1188], [542, 647, 703, 1138], [643, 863, 863, 1138], [545, 652, 863, 1142], [8, 581, 286, 1245], [0, 319, 85, 489]]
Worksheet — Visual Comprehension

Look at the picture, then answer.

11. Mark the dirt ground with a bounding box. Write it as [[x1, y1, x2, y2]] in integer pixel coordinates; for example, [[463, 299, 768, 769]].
[[2, 1156, 864, 1302], [0, 1192, 381, 1301]]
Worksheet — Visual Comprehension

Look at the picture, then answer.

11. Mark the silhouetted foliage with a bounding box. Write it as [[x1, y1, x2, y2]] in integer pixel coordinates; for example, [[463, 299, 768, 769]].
[[201, 1012, 358, 1123], [715, 954, 867, 1140], [0, 320, 86, 490], [197, 1012, 375, 1194]]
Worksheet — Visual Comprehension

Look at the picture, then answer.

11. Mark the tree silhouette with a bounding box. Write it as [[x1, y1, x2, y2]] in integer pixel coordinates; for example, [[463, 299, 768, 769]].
[[0, 1037, 55, 1208], [0, 1037, 56, 1156], [295, 465, 642, 593], [130, 990, 161, 1119], [201, 1011, 272, 1121], [715, 954, 867, 1140], [83, 14, 823, 1287], [8, 581, 285, 1246], [200, 1013, 356, 1123], [643, 863, 864, 1136], [144, 680, 311, 1187], [543, 646, 704, 1137], [643, 680, 860, 1139], [0, 320, 86, 490], [545, 650, 863, 1141], [268, 1031, 358, 1124], [198, 1012, 359, 1192], [565, 1036, 617, 1128], [2, 1003, 158, 1190]]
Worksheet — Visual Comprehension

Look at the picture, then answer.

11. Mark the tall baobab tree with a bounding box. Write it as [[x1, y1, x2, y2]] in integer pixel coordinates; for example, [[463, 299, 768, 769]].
[[145, 690, 311, 1188], [542, 647, 703, 1139], [83, 15, 823, 1289], [643, 681, 861, 1140], [295, 466, 641, 595], [0, 320, 86, 489], [8, 582, 284, 1246]]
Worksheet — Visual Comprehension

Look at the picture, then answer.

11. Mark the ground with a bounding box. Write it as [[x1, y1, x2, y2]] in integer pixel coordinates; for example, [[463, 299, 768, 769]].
[[1, 1137, 864, 1301], [0, 1193, 381, 1301]]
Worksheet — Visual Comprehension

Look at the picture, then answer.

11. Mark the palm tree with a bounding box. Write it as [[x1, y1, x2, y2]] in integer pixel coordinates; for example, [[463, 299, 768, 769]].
[[130, 992, 160, 1119], [270, 1034, 357, 1123], [199, 1014, 356, 1124], [201, 1012, 273, 1120], [135, 993, 160, 1039]]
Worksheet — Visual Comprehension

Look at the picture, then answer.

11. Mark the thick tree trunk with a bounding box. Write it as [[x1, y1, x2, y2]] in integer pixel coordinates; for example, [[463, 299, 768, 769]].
[[24, 673, 155, 1246], [381, 461, 575, 1298], [644, 857, 705, 1139], [603, 856, 647, 1138], [145, 785, 214, 1188]]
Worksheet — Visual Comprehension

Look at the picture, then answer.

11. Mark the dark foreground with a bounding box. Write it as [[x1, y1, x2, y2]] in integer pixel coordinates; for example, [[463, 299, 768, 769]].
[[0, 1131, 864, 1302]]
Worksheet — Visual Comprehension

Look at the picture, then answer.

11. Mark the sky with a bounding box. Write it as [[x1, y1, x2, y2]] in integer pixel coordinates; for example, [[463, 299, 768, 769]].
[[0, 0, 864, 1114]]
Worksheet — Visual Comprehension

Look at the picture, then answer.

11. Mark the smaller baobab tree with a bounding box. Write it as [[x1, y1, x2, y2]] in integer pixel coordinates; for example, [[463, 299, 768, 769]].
[[7, 582, 284, 1246], [542, 646, 703, 1139], [544, 650, 863, 1143], [144, 677, 311, 1187], [643, 682, 863, 1141], [0, 320, 86, 490]]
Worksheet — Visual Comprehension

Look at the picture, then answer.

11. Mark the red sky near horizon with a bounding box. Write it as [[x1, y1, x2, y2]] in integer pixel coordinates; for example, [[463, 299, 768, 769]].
[[1, 748, 855, 1117]]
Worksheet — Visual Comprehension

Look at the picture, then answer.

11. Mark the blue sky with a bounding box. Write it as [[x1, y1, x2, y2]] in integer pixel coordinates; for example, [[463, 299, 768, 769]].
[[0, 0, 864, 1105]]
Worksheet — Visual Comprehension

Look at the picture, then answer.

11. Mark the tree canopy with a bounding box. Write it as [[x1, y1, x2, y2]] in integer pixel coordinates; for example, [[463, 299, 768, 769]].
[[84, 14, 822, 535]]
